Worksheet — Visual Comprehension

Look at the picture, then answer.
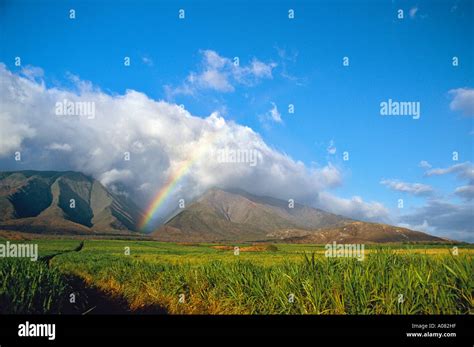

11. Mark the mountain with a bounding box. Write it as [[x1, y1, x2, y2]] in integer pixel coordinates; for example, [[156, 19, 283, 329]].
[[152, 188, 445, 243], [0, 171, 446, 243], [0, 171, 143, 234], [268, 222, 446, 243]]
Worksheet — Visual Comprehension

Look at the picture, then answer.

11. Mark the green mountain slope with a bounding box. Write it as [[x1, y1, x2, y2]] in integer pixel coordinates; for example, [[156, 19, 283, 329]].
[[152, 188, 350, 242], [0, 171, 143, 234], [152, 188, 445, 243]]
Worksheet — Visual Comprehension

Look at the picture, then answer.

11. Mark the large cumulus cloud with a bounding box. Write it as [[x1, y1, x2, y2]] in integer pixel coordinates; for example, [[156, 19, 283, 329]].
[[0, 64, 390, 228]]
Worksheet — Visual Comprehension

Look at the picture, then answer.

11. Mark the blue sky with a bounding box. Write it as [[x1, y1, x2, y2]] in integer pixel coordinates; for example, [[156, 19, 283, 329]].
[[0, 0, 473, 240]]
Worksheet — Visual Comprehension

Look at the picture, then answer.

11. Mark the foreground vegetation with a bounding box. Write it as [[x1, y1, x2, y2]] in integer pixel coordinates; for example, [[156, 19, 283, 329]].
[[0, 240, 472, 314], [0, 258, 71, 314]]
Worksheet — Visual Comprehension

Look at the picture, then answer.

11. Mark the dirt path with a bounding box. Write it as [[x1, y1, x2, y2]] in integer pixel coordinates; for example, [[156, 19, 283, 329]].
[[64, 275, 168, 314], [38, 241, 84, 266], [42, 241, 168, 314]]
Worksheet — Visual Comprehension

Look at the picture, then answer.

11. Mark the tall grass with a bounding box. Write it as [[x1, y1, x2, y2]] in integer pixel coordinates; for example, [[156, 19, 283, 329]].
[[0, 258, 71, 314], [54, 248, 473, 315]]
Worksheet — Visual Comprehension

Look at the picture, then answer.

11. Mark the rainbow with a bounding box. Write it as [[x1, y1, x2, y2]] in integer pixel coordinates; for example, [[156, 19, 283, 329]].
[[140, 133, 217, 230]]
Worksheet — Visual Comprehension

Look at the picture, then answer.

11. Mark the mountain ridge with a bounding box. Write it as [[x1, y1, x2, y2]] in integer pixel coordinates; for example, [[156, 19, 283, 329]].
[[0, 170, 143, 234], [152, 187, 445, 243], [0, 171, 449, 243]]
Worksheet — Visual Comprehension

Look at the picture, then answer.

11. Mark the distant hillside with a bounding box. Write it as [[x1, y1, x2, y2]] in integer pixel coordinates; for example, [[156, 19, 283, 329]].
[[0, 172, 448, 243], [153, 188, 350, 242], [152, 188, 446, 243], [0, 171, 143, 234], [268, 221, 446, 244]]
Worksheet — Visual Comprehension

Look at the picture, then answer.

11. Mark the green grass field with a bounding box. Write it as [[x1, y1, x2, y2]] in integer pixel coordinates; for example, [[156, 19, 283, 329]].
[[0, 239, 472, 314]]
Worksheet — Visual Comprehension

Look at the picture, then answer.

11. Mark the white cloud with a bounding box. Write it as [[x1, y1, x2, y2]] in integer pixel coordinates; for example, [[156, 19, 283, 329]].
[[46, 143, 72, 152], [3, 64, 470, 241], [203, 49, 228, 69], [0, 114, 36, 156], [268, 102, 282, 123], [100, 169, 133, 187], [276, 47, 298, 63], [142, 56, 154, 67], [259, 102, 283, 126], [399, 200, 473, 242], [275, 46, 306, 85], [315, 192, 391, 222], [454, 185, 474, 200], [20, 65, 44, 80], [418, 160, 431, 169], [248, 59, 275, 79], [449, 88, 474, 116], [327, 140, 336, 155], [191, 69, 234, 92], [167, 50, 276, 97], [380, 179, 434, 196], [409, 7, 419, 18], [1, 64, 383, 228], [406, 161, 474, 241], [425, 162, 474, 183]]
